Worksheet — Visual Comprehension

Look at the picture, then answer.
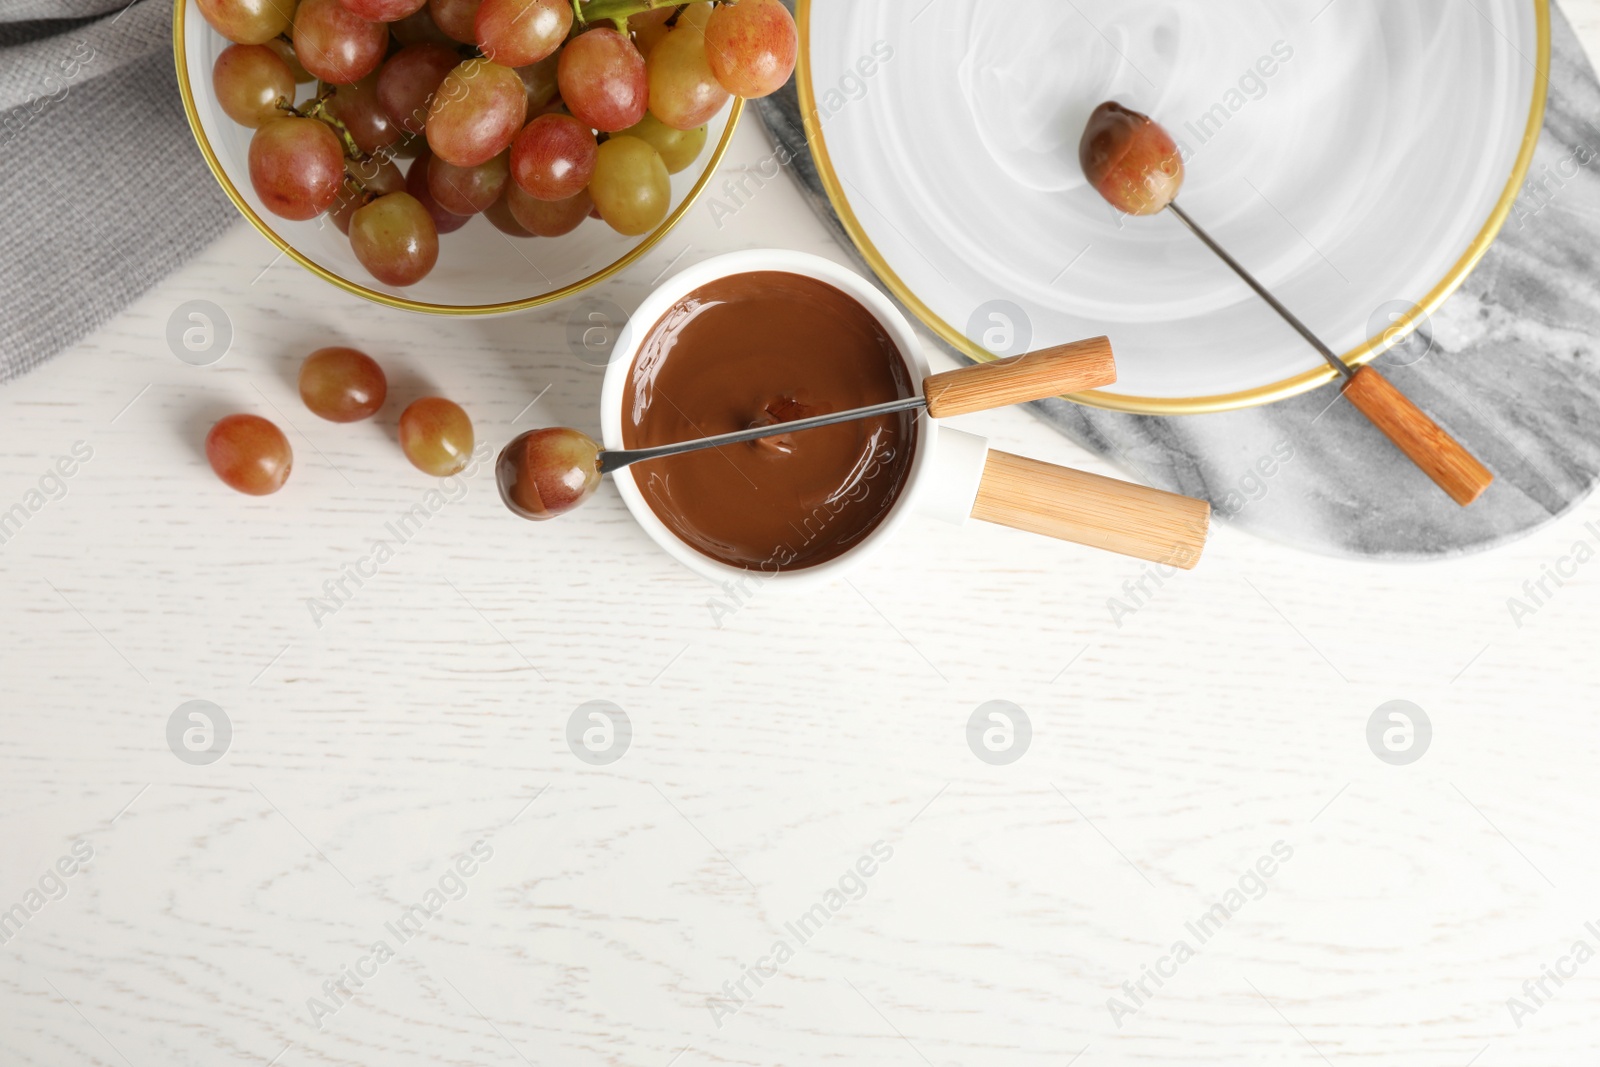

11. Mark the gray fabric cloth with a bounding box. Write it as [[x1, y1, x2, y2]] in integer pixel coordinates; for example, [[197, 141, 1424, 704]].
[[0, 0, 235, 381]]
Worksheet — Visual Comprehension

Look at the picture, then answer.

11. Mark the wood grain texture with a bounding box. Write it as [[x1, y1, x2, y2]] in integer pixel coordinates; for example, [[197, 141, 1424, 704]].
[[1342, 367, 1495, 507], [923, 337, 1117, 418], [4, 24, 1600, 1067], [971, 450, 1210, 568]]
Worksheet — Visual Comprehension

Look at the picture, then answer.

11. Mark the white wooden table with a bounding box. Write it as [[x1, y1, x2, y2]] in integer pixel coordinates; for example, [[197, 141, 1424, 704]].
[[5, 8, 1600, 1062]]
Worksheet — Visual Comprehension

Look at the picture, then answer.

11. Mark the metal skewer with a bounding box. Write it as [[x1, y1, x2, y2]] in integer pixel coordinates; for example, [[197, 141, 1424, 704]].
[[1167, 201, 1354, 383], [1164, 198, 1493, 506], [596, 395, 926, 475]]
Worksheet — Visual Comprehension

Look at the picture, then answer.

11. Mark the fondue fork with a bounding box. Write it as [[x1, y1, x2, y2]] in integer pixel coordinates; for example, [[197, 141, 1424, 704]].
[[502, 333, 1214, 567], [1080, 100, 1494, 506], [596, 335, 1117, 474]]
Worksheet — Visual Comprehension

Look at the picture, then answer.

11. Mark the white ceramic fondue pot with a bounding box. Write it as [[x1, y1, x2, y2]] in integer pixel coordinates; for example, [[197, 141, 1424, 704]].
[[600, 250, 1209, 588]]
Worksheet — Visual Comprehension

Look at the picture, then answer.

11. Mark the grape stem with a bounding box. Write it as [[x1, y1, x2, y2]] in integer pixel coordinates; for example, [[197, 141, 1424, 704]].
[[574, 0, 711, 28], [280, 86, 367, 161]]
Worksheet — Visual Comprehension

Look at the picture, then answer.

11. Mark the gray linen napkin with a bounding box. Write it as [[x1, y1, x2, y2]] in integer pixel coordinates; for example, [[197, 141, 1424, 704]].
[[0, 0, 235, 381]]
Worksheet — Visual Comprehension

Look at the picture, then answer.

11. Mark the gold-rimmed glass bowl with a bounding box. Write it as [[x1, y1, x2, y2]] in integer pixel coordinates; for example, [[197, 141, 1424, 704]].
[[173, 0, 741, 315]]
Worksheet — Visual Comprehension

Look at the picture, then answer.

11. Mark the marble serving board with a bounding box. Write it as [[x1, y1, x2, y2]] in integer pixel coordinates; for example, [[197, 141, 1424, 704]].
[[758, 3, 1600, 559]]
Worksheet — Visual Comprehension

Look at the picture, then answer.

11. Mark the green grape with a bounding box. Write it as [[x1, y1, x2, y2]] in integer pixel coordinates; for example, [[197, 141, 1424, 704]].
[[589, 135, 669, 236], [645, 21, 727, 130], [620, 111, 706, 174]]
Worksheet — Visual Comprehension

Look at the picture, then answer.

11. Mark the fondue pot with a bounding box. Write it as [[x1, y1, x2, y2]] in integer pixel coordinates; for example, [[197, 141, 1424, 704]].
[[601, 250, 1210, 588]]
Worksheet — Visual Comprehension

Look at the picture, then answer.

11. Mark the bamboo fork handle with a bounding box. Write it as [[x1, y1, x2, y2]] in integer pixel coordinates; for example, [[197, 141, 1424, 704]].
[[923, 336, 1116, 418], [1342, 367, 1494, 507], [971, 450, 1211, 568]]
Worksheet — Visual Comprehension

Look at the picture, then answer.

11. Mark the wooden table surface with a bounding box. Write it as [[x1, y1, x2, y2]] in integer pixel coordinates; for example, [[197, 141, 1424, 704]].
[[4, 6, 1600, 1064]]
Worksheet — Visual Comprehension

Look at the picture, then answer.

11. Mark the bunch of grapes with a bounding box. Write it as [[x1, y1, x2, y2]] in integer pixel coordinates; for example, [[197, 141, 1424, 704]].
[[200, 0, 799, 287]]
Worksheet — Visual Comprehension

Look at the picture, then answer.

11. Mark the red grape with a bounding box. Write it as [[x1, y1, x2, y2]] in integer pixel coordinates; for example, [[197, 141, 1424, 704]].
[[428, 150, 509, 214], [349, 152, 406, 195], [213, 43, 295, 127], [391, 133, 426, 158], [206, 414, 293, 495], [326, 181, 366, 234], [377, 42, 460, 135], [620, 112, 705, 173], [350, 192, 440, 285], [338, 0, 427, 21], [404, 149, 471, 233], [514, 53, 561, 114], [1079, 101, 1185, 216], [299, 346, 388, 421], [426, 0, 480, 43], [557, 28, 647, 132], [589, 135, 668, 236], [197, 0, 294, 45], [484, 190, 536, 235], [476, 0, 571, 67], [321, 72, 402, 153], [646, 21, 728, 129], [496, 428, 601, 520], [399, 397, 474, 475], [704, 0, 796, 99], [426, 59, 527, 167], [250, 116, 346, 219], [390, 6, 455, 44], [293, 0, 389, 84], [505, 181, 590, 236], [264, 36, 316, 83], [509, 114, 596, 200]]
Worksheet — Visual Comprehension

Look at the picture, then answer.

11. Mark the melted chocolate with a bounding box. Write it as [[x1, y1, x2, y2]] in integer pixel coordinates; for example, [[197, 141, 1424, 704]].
[[623, 271, 917, 571]]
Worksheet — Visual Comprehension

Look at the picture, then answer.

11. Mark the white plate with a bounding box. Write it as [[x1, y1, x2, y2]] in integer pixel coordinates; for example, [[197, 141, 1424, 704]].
[[798, 0, 1547, 412]]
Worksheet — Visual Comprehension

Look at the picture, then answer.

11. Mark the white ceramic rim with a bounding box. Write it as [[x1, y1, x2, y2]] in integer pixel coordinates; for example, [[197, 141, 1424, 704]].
[[600, 250, 939, 588]]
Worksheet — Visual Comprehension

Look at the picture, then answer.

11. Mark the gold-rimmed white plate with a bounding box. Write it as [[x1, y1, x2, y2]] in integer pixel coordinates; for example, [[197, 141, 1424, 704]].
[[174, 0, 742, 315], [798, 0, 1548, 413]]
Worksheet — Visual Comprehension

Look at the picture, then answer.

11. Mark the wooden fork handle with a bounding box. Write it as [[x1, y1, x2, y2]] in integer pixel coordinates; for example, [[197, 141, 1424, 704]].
[[1342, 366, 1493, 507], [971, 450, 1210, 569], [923, 336, 1116, 418]]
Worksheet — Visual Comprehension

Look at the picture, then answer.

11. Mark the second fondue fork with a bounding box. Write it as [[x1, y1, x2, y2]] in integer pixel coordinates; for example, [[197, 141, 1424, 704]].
[[597, 336, 1117, 474]]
